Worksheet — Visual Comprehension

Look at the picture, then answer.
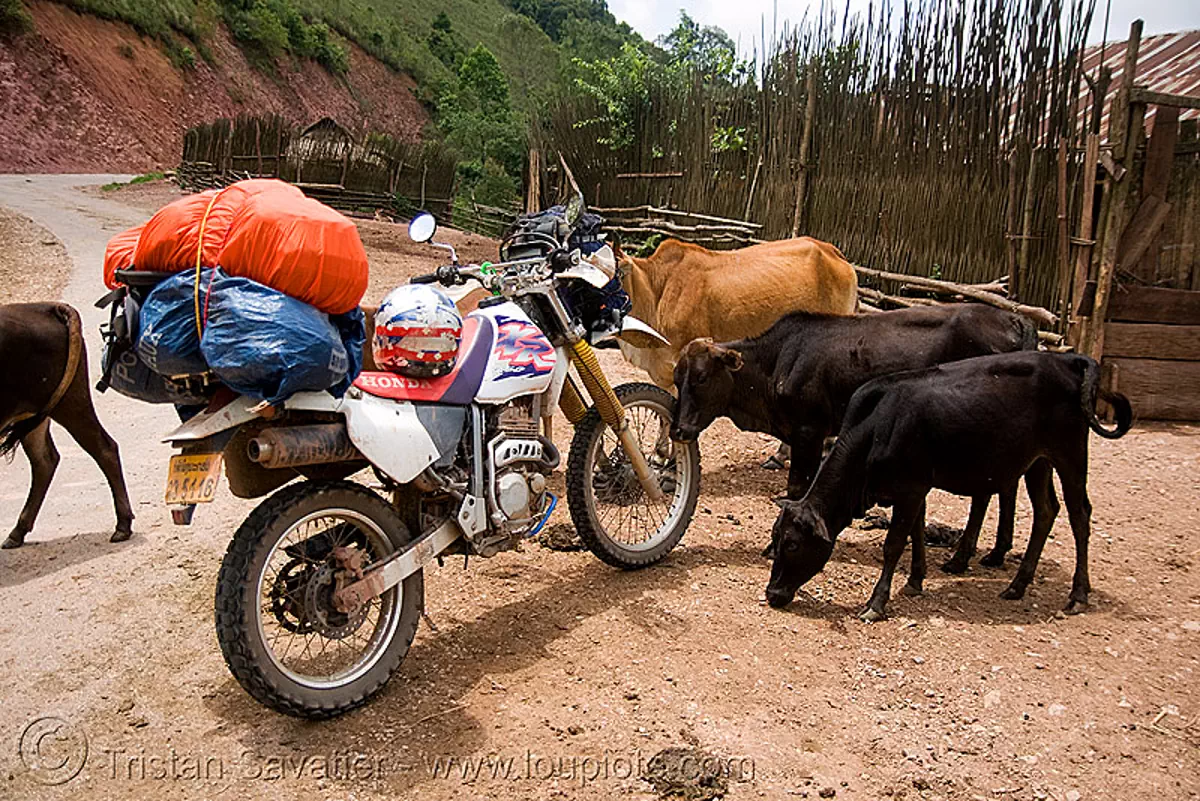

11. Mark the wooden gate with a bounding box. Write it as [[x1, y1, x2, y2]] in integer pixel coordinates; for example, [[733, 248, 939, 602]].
[[1071, 22, 1200, 420]]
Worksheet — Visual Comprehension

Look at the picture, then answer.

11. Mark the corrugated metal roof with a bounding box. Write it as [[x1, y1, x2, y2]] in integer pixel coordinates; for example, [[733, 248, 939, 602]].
[[1079, 29, 1200, 136]]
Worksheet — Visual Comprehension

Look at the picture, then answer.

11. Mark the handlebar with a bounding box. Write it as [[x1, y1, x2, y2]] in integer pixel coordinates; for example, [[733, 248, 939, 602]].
[[409, 249, 582, 297]]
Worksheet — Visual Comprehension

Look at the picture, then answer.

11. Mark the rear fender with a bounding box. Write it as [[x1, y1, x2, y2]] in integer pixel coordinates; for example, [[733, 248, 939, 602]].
[[162, 391, 343, 444]]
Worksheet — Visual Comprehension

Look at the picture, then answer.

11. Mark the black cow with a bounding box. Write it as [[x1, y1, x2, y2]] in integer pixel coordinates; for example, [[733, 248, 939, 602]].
[[765, 351, 1132, 620], [671, 305, 1036, 554]]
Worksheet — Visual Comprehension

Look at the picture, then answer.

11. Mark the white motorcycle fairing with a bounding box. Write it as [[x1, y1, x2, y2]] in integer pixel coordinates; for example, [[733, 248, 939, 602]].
[[164, 390, 445, 485]]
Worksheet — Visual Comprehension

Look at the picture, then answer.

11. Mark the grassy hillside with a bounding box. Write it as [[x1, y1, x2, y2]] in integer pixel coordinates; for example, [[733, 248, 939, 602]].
[[34, 0, 619, 110]]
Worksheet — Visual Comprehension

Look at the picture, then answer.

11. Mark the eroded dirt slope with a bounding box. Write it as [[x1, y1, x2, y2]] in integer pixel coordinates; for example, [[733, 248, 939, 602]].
[[0, 1, 427, 173]]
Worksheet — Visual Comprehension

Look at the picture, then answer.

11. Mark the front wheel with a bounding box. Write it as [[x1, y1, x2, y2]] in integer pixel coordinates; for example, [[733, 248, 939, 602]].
[[567, 382, 701, 569], [214, 480, 423, 718]]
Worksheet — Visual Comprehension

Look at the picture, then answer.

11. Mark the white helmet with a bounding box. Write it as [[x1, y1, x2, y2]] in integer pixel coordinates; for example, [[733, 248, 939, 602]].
[[372, 285, 463, 378]]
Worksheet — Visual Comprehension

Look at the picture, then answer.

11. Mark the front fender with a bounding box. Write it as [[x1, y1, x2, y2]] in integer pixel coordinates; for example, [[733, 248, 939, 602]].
[[592, 315, 671, 350]]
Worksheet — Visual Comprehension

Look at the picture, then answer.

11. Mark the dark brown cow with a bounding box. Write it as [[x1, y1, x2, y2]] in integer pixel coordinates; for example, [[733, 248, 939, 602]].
[[1, 302, 133, 548]]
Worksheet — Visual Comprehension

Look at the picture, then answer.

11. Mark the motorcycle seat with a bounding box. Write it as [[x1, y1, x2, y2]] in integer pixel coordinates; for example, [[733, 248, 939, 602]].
[[354, 315, 493, 405]]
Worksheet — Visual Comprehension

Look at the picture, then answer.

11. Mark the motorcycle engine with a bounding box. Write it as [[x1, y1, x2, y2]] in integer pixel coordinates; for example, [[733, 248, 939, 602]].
[[488, 397, 554, 532]]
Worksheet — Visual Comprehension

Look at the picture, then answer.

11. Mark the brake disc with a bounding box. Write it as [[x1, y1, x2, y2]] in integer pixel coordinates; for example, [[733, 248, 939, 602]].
[[304, 563, 370, 640]]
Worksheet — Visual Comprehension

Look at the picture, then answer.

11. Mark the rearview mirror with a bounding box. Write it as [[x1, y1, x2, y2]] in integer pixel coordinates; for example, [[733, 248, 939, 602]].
[[408, 212, 438, 243]]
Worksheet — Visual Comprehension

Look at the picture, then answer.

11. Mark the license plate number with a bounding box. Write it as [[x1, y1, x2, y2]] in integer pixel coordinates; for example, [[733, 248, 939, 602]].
[[165, 453, 223, 505]]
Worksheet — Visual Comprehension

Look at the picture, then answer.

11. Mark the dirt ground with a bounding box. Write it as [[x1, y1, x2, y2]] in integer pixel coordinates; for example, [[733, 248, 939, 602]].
[[0, 204, 73, 303], [1, 178, 1198, 801]]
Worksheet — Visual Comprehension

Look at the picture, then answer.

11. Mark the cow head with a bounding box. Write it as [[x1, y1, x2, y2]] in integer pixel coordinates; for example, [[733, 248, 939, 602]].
[[671, 338, 743, 442], [765, 498, 835, 608], [612, 241, 654, 329]]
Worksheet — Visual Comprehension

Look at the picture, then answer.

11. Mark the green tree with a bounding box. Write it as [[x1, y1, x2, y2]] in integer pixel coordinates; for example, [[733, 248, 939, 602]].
[[437, 45, 525, 204], [428, 12, 464, 70], [571, 41, 661, 149], [0, 0, 32, 34], [658, 11, 745, 82]]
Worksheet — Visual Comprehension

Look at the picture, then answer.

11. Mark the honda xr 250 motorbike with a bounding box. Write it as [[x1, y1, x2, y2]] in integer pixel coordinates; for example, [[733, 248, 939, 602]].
[[159, 202, 700, 718]]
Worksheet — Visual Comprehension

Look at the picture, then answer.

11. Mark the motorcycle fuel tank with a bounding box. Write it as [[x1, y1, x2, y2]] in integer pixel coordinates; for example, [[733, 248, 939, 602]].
[[468, 302, 558, 404]]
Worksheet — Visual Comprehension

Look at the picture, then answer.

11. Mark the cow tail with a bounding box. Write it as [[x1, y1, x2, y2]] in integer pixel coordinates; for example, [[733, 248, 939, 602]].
[[1080, 357, 1132, 440], [0, 416, 43, 460]]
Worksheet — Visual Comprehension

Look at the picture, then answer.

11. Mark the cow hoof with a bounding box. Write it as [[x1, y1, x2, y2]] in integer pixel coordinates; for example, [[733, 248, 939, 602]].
[[110, 529, 133, 543], [940, 557, 970, 574], [2, 536, 24, 549], [999, 584, 1025, 601], [761, 455, 787, 471], [901, 583, 923, 597], [1063, 598, 1089, 615], [979, 551, 1007, 568], [858, 607, 886, 623]]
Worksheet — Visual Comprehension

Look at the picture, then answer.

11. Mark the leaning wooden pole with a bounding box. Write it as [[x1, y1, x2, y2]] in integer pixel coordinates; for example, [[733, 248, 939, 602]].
[[1055, 137, 1072, 325], [1083, 19, 1144, 361], [1016, 147, 1040, 302], [791, 62, 817, 238], [1004, 145, 1021, 301], [1067, 132, 1101, 347]]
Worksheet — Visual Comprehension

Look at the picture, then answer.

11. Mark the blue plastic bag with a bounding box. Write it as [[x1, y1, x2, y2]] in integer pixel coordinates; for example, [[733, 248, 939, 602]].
[[136, 270, 212, 377], [200, 270, 364, 405], [104, 344, 212, 405]]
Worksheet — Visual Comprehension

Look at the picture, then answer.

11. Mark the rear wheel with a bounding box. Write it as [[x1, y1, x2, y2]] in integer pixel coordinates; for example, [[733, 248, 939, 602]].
[[214, 480, 422, 718], [567, 382, 700, 568]]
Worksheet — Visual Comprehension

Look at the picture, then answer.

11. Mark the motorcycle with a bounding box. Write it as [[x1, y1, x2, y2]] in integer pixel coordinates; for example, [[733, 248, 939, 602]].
[[154, 198, 701, 718]]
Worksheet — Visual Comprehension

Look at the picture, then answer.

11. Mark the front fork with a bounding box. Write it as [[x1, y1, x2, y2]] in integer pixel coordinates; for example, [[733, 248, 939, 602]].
[[562, 339, 665, 503]]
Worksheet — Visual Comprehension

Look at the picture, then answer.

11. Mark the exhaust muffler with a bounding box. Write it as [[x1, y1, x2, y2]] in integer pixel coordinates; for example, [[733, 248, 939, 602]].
[[247, 424, 361, 469]]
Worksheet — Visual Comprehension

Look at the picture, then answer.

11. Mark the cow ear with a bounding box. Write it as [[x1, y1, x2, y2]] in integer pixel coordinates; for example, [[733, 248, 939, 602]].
[[812, 516, 833, 543], [719, 348, 744, 372], [771, 496, 794, 509]]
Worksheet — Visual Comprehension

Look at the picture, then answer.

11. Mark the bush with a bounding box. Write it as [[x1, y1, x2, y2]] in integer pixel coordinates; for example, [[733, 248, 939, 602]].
[[309, 22, 349, 75], [224, 0, 289, 58], [220, 0, 348, 74], [166, 39, 197, 70], [0, 0, 32, 34]]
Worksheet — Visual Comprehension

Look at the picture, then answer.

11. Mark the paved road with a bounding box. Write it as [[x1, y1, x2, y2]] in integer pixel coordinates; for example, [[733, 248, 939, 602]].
[[0, 178, 258, 801], [0, 175, 183, 529]]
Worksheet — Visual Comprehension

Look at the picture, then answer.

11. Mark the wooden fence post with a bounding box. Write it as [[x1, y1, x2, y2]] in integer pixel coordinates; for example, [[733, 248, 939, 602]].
[[1083, 19, 1144, 362], [1005, 144, 1021, 301], [1016, 146, 1040, 302], [526, 148, 541, 213], [1067, 132, 1101, 347], [744, 150, 764, 222], [791, 62, 817, 238], [255, 118, 263, 176], [1055, 137, 1071, 324]]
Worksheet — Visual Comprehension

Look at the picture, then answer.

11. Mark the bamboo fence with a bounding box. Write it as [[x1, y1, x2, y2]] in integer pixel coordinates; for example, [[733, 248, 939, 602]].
[[180, 115, 459, 219], [538, 0, 1099, 315]]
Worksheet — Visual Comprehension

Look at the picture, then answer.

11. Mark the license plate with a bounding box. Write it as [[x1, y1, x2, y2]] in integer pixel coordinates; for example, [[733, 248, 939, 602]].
[[165, 453, 223, 505]]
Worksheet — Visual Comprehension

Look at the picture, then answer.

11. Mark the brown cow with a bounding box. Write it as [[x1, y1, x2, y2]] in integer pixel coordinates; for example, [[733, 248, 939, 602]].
[[615, 238, 859, 391], [1, 302, 134, 548]]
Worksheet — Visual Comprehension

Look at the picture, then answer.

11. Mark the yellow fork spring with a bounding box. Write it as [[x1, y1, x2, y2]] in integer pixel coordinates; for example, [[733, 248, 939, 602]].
[[569, 339, 624, 428]]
